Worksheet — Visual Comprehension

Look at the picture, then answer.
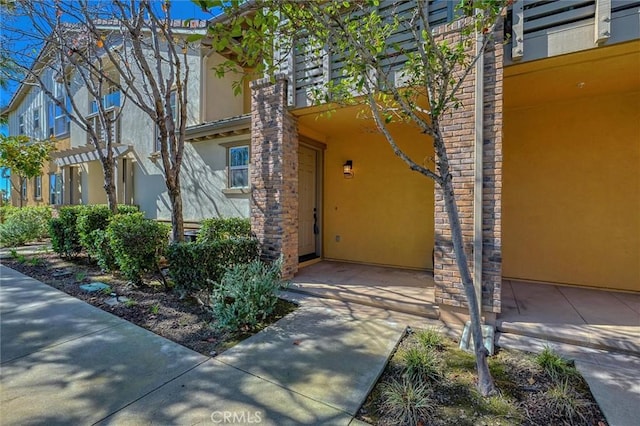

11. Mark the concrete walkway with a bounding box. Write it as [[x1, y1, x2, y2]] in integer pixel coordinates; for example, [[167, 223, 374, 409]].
[[0, 265, 407, 425]]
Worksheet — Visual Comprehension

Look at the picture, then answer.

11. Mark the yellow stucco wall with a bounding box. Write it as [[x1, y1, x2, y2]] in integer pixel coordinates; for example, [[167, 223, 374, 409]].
[[86, 161, 107, 205], [503, 90, 640, 291], [10, 137, 69, 207], [319, 120, 435, 269]]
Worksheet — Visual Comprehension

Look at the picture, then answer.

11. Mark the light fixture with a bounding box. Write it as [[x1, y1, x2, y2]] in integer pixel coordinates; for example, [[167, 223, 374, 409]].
[[343, 160, 354, 178]]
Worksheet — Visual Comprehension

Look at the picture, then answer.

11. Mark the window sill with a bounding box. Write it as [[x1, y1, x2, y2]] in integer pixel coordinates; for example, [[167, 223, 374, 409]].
[[222, 188, 250, 197]]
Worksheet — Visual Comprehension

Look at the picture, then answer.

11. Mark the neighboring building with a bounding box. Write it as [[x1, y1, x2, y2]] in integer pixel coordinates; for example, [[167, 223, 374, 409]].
[[2, 65, 71, 207], [2, 20, 253, 223], [247, 0, 640, 325]]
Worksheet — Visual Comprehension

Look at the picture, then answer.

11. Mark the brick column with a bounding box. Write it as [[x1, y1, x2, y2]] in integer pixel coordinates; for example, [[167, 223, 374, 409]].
[[433, 19, 504, 318], [250, 75, 299, 279]]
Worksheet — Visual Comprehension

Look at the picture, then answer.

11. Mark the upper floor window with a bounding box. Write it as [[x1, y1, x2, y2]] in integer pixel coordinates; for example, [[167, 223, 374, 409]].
[[91, 86, 121, 114], [228, 145, 249, 188], [51, 78, 71, 137], [54, 98, 71, 136], [18, 114, 25, 134]]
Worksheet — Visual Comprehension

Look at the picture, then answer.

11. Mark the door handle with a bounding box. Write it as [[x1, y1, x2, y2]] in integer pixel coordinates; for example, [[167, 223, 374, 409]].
[[313, 207, 319, 235]]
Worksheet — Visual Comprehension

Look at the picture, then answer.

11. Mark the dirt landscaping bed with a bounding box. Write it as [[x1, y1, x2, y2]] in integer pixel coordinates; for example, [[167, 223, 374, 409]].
[[358, 327, 608, 426], [3, 247, 296, 357]]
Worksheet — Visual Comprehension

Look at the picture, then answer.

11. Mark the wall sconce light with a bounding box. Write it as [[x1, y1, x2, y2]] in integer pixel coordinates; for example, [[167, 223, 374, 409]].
[[343, 160, 354, 178]]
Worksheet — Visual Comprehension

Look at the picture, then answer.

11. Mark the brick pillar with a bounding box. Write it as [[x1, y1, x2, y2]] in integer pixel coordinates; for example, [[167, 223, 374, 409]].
[[250, 75, 299, 279], [433, 19, 504, 318]]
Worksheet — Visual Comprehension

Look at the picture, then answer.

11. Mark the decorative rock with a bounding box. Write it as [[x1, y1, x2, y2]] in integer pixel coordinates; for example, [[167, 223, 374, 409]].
[[79, 282, 110, 292], [52, 270, 72, 278], [105, 296, 130, 307]]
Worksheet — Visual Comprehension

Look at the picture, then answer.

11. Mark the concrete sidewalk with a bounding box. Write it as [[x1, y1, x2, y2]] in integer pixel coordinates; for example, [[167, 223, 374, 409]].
[[0, 265, 406, 425]]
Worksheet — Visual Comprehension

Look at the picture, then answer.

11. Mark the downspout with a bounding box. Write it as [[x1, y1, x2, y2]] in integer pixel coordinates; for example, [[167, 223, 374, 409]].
[[473, 15, 485, 319]]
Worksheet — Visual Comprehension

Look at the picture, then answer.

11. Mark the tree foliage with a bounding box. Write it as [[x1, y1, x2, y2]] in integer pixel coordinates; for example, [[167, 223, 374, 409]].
[[200, 0, 508, 396], [0, 135, 55, 205]]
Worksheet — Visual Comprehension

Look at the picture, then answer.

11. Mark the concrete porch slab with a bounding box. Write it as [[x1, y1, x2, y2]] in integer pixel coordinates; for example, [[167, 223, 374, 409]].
[[499, 280, 640, 356], [291, 261, 437, 318]]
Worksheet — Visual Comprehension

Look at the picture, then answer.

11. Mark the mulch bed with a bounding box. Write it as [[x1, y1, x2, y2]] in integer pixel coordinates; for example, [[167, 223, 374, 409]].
[[3, 250, 295, 357]]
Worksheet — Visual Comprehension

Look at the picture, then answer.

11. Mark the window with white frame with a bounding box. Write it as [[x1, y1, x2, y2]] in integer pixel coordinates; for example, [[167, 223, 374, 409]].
[[53, 79, 70, 136], [18, 114, 25, 134], [34, 175, 42, 199], [228, 145, 249, 188], [33, 109, 40, 130], [91, 85, 121, 114], [49, 173, 62, 205], [21, 178, 27, 200]]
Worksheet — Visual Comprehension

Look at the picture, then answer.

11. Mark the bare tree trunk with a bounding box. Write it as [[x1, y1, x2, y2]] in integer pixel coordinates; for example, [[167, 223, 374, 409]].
[[18, 176, 24, 208], [440, 163, 496, 397], [167, 173, 184, 242], [102, 163, 118, 214]]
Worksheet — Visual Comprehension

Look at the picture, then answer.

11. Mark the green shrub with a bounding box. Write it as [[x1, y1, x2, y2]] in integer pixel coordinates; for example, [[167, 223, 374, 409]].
[[416, 328, 444, 351], [77, 204, 139, 264], [116, 204, 140, 215], [0, 205, 17, 223], [49, 206, 83, 257], [380, 377, 435, 426], [197, 217, 252, 243], [0, 206, 51, 247], [91, 229, 117, 272], [544, 379, 592, 425], [210, 258, 286, 331], [106, 213, 170, 284], [167, 237, 260, 297], [535, 346, 578, 381], [401, 347, 442, 383], [77, 205, 111, 255]]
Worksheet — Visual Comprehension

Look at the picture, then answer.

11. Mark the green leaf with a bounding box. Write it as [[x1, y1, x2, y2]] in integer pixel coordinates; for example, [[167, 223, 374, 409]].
[[186, 33, 204, 43]]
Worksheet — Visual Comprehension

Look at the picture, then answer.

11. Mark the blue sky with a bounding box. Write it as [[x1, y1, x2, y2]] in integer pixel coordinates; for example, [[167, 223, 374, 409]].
[[0, 0, 215, 198]]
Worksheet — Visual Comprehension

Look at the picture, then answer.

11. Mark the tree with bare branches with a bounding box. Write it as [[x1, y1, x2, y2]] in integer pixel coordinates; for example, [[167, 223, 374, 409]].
[[3, 0, 202, 239]]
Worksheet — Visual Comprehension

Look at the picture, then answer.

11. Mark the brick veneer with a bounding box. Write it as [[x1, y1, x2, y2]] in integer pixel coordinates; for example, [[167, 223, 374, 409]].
[[433, 19, 504, 314], [250, 75, 299, 279]]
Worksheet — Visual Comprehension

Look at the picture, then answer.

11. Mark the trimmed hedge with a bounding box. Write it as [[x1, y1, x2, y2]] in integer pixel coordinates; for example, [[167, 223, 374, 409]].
[[106, 213, 170, 284], [197, 218, 252, 244], [77, 205, 112, 256], [168, 237, 260, 297], [49, 206, 83, 257]]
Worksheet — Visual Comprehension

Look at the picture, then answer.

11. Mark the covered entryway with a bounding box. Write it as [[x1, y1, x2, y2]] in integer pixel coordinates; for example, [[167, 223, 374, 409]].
[[298, 143, 322, 262], [293, 105, 435, 271], [503, 41, 640, 292]]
